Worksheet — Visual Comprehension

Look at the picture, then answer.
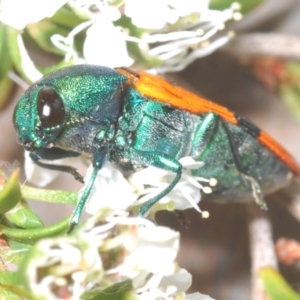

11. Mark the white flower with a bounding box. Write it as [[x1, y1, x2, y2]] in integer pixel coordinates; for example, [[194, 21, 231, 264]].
[[83, 16, 133, 67], [140, 2, 241, 72], [167, 0, 210, 16], [81, 213, 180, 280], [0, 0, 67, 30], [84, 157, 215, 217], [22, 234, 103, 299], [24, 147, 213, 217], [84, 162, 137, 214], [24, 151, 82, 187], [15, 34, 43, 82], [125, 0, 178, 29], [51, 20, 93, 63], [99, 216, 193, 299], [156, 268, 192, 296], [102, 215, 198, 299], [129, 157, 214, 213], [136, 267, 193, 299], [24, 151, 60, 187], [21, 211, 211, 299], [117, 220, 179, 278], [186, 293, 215, 300], [125, 0, 211, 30], [20, 207, 213, 299]]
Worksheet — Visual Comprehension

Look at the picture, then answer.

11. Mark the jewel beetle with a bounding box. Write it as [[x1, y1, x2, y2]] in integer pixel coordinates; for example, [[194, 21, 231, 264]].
[[13, 65, 300, 231]]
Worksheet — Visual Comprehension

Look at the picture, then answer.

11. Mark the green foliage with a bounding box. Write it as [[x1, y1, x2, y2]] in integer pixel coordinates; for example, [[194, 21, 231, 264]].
[[210, 0, 264, 14], [0, 170, 22, 214], [260, 267, 300, 300], [82, 280, 137, 300]]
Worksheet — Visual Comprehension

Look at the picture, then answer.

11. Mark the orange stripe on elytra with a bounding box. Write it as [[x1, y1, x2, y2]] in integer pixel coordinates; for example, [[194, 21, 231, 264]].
[[117, 68, 237, 124], [118, 67, 300, 176], [258, 131, 300, 176]]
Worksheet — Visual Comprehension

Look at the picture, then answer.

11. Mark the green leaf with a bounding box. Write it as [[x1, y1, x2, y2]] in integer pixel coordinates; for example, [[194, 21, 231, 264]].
[[260, 267, 300, 300], [0, 216, 70, 243], [0, 22, 12, 79], [6, 199, 44, 229], [7, 27, 42, 83], [209, 0, 264, 14], [0, 285, 24, 300], [51, 5, 89, 28], [108, 0, 126, 8], [0, 270, 22, 286], [82, 280, 138, 300], [0, 76, 14, 110], [0, 239, 31, 265], [280, 83, 300, 123], [0, 170, 22, 214], [278, 61, 300, 123], [21, 185, 77, 205], [0, 271, 34, 299], [26, 19, 69, 55]]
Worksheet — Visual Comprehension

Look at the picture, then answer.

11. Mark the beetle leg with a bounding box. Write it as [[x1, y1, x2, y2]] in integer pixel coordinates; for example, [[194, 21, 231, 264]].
[[221, 120, 267, 208], [68, 166, 99, 233], [30, 148, 84, 183], [129, 148, 182, 217], [242, 174, 266, 209], [68, 148, 109, 232]]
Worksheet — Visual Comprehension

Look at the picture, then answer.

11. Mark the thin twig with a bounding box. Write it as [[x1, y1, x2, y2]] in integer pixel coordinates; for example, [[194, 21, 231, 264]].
[[247, 203, 277, 300], [224, 33, 300, 61]]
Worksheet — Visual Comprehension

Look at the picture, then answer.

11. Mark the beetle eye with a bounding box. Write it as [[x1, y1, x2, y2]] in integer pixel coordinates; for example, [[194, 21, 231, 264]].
[[37, 88, 65, 128]]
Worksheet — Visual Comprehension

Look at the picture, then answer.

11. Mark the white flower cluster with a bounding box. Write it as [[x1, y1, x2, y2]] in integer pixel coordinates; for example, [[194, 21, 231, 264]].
[[0, 0, 68, 30], [22, 210, 214, 299], [24, 151, 214, 217], [0, 0, 241, 76], [22, 152, 215, 299], [83, 157, 215, 217]]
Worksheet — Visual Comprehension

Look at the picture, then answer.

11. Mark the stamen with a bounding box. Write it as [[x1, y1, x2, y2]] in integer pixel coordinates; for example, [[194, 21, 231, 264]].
[[202, 211, 210, 218]]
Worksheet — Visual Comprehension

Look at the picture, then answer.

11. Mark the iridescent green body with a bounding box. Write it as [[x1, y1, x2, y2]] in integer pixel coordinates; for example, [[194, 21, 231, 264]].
[[13, 65, 294, 230]]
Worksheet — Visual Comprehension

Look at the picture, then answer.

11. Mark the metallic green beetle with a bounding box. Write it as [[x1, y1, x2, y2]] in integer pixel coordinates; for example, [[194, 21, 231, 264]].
[[13, 65, 300, 231]]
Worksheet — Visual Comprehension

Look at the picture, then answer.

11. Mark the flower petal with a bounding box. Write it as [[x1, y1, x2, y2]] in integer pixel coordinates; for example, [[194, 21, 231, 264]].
[[0, 0, 67, 30], [85, 163, 138, 215], [83, 17, 133, 68]]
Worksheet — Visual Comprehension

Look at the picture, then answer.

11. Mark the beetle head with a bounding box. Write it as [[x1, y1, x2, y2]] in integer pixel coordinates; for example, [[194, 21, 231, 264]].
[[13, 65, 127, 152], [13, 84, 65, 151]]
